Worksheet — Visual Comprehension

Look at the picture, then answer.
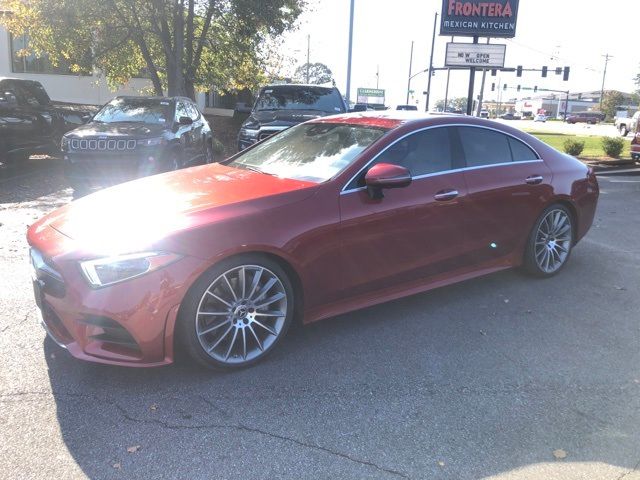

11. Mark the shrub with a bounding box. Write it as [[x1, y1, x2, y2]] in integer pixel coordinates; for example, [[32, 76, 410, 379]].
[[563, 138, 585, 156], [601, 136, 625, 158]]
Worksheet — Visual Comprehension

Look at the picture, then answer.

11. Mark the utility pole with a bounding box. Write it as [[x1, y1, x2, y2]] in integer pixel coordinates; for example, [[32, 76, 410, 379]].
[[376, 65, 379, 89], [306, 34, 310, 84], [406, 41, 414, 105], [345, 0, 355, 106], [475, 38, 490, 116], [599, 53, 612, 110], [425, 12, 438, 112], [443, 36, 453, 112]]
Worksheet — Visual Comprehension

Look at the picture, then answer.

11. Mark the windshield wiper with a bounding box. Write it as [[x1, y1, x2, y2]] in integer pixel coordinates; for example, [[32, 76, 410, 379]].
[[242, 165, 277, 176]]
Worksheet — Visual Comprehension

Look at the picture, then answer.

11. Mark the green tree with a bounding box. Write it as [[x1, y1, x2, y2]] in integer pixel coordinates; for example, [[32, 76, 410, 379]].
[[293, 62, 333, 84], [600, 90, 625, 119], [0, 0, 305, 99]]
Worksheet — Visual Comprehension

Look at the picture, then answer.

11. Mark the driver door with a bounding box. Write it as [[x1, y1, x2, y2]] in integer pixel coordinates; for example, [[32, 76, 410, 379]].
[[337, 126, 470, 299]]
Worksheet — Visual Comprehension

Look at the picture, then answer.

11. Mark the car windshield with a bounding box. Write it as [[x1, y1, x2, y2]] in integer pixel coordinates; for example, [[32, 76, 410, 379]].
[[227, 123, 387, 183], [255, 86, 345, 114], [93, 98, 172, 125]]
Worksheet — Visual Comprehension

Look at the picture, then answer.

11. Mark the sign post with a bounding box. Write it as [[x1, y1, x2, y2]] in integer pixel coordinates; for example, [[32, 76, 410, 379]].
[[439, 0, 519, 116]]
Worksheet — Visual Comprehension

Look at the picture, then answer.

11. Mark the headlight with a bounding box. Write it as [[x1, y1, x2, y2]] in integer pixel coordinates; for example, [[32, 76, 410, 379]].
[[240, 128, 259, 139], [138, 137, 166, 147], [79, 251, 182, 288]]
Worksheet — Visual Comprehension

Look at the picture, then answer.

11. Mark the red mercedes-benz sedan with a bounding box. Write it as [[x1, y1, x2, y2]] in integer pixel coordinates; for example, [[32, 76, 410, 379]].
[[27, 112, 599, 369]]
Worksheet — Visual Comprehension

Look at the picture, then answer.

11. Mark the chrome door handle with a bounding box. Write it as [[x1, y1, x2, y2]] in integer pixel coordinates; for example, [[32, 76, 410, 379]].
[[434, 189, 459, 201], [525, 175, 543, 185]]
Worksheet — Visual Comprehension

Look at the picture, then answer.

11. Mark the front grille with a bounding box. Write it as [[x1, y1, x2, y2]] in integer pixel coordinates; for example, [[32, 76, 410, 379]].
[[30, 248, 65, 298], [70, 138, 137, 151]]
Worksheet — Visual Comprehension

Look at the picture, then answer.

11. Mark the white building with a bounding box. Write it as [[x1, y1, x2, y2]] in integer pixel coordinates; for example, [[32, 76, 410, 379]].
[[0, 25, 204, 108]]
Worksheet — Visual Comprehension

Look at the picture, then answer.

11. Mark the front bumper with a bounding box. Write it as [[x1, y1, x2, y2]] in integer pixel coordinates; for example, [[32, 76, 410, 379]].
[[28, 228, 206, 367]]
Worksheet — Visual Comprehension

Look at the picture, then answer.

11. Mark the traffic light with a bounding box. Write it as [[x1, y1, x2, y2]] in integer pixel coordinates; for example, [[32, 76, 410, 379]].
[[541, 66, 548, 77], [491, 83, 495, 92], [503, 84, 507, 90], [534, 86, 538, 92], [516, 65, 523, 77], [517, 85, 521, 92], [491, 69, 497, 76], [563, 66, 570, 81], [555, 67, 562, 75]]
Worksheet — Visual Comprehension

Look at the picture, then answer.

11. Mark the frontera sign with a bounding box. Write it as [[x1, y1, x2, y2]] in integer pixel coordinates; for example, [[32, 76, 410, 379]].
[[440, 0, 520, 38]]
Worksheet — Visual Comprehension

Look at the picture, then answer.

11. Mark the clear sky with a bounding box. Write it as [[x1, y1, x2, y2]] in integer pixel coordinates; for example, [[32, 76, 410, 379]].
[[279, 0, 640, 108]]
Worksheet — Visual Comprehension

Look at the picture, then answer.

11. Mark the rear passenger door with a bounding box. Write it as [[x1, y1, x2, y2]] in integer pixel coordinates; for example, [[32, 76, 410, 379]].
[[455, 126, 552, 264]]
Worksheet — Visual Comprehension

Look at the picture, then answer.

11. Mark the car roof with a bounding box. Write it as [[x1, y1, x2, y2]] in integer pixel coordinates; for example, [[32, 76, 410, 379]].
[[313, 110, 469, 130], [112, 95, 193, 103], [261, 83, 336, 90]]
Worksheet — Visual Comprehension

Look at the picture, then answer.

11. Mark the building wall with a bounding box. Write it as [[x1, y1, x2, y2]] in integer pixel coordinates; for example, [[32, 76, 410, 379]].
[[0, 26, 152, 105]]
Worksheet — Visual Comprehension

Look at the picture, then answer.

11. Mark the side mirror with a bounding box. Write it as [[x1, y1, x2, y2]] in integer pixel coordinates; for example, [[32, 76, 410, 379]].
[[178, 116, 193, 126], [234, 102, 252, 114], [364, 163, 412, 199], [350, 104, 368, 113], [0, 90, 18, 107]]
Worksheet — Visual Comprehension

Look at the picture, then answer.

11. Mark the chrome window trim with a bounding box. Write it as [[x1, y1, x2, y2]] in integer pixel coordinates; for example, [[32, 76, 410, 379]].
[[340, 123, 542, 194]]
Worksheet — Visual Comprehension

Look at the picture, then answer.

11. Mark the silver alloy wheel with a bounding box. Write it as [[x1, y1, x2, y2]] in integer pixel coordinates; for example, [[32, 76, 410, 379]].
[[195, 265, 288, 365], [534, 209, 572, 274]]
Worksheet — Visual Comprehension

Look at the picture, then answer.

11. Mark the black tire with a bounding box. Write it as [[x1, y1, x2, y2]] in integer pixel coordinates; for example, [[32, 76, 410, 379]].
[[204, 140, 215, 164], [619, 125, 628, 137], [177, 253, 295, 370], [522, 204, 574, 278], [162, 148, 183, 173]]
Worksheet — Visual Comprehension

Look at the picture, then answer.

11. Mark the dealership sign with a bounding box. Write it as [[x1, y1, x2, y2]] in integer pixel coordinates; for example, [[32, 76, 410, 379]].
[[445, 43, 506, 68], [440, 0, 520, 37], [356, 88, 385, 105]]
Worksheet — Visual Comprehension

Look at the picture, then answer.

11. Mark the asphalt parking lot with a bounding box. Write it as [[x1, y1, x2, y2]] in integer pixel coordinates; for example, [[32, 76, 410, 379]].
[[1, 159, 639, 480]]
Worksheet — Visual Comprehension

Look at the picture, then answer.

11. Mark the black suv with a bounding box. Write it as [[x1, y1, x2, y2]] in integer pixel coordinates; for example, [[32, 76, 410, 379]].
[[0, 77, 91, 163], [62, 96, 213, 194], [237, 84, 347, 151]]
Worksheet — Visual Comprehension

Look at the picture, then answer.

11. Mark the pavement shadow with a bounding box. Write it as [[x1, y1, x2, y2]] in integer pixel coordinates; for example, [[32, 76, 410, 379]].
[[0, 156, 70, 206], [44, 261, 640, 479]]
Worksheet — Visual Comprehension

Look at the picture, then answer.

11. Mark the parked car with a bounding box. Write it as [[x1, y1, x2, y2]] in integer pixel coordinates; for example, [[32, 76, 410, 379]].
[[500, 113, 521, 120], [396, 105, 418, 111], [28, 113, 599, 370], [534, 114, 547, 122], [631, 132, 640, 161], [62, 96, 213, 195], [237, 84, 347, 151], [479, 109, 489, 118], [0, 77, 92, 163], [565, 111, 604, 124], [615, 111, 639, 137]]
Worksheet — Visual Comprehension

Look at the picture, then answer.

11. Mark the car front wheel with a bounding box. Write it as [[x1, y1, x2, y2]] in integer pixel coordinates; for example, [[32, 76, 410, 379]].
[[177, 254, 295, 370], [523, 205, 574, 277]]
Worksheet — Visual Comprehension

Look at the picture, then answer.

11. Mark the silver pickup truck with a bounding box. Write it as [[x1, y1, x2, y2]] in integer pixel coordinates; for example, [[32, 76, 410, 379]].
[[615, 111, 639, 137]]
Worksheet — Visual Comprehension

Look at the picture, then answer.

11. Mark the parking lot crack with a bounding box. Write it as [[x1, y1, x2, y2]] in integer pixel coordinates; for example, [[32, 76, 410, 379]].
[[111, 401, 411, 479], [0, 312, 30, 333]]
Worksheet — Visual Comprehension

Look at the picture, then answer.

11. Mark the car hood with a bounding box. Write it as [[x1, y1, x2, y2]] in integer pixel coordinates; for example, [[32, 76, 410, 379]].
[[246, 109, 332, 128], [65, 122, 167, 138], [29, 163, 318, 256]]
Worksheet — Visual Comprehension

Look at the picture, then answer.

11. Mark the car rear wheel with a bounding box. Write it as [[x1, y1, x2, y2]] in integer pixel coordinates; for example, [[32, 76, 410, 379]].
[[178, 254, 295, 370], [619, 125, 628, 137], [523, 205, 574, 277]]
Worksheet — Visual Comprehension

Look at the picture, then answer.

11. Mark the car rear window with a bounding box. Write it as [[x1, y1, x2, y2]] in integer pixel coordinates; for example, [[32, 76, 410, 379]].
[[255, 86, 345, 114]]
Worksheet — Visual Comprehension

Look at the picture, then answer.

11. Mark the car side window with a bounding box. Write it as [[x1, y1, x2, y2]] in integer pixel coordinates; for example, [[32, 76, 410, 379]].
[[187, 103, 200, 121], [175, 101, 189, 121], [457, 127, 512, 167], [12, 83, 41, 107], [508, 137, 538, 162], [347, 127, 455, 190]]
